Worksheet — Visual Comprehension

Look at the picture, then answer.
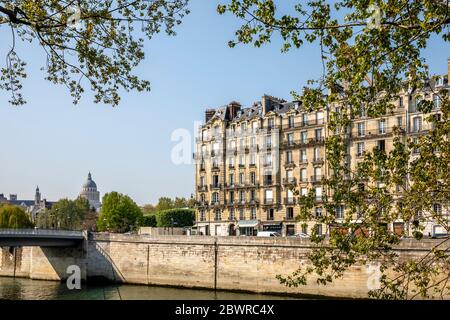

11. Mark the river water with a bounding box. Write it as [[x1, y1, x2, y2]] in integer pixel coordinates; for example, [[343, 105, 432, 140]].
[[0, 277, 299, 300]]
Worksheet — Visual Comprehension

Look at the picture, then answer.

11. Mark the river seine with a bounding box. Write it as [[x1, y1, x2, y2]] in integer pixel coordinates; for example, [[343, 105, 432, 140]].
[[0, 277, 298, 300]]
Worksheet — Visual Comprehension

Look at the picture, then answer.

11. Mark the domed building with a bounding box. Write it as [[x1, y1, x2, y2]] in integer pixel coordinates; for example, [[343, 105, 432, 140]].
[[80, 172, 101, 211]]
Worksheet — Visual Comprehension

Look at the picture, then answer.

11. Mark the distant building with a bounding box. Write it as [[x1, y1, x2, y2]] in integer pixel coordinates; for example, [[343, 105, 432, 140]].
[[79, 172, 101, 211], [0, 186, 53, 221]]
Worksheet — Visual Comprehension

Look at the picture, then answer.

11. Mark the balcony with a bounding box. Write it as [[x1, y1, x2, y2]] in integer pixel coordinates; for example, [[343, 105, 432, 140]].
[[210, 183, 222, 190], [212, 164, 220, 171], [263, 180, 274, 186], [298, 177, 308, 183], [249, 199, 259, 206], [228, 164, 235, 169], [214, 215, 222, 222], [284, 197, 296, 205], [283, 177, 297, 185], [309, 137, 325, 145], [284, 161, 295, 168], [299, 159, 308, 166], [263, 198, 274, 205], [196, 201, 209, 208], [197, 185, 208, 192], [310, 175, 322, 183], [312, 157, 324, 165]]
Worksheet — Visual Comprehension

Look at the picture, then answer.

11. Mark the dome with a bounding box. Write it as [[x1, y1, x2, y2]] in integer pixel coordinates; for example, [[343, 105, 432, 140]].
[[83, 172, 97, 189]]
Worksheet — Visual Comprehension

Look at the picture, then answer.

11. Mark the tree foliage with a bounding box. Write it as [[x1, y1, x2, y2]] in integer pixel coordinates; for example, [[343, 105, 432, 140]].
[[36, 197, 90, 230], [0, 0, 189, 106], [0, 205, 34, 228], [97, 191, 143, 233], [219, 0, 450, 299], [155, 208, 195, 228]]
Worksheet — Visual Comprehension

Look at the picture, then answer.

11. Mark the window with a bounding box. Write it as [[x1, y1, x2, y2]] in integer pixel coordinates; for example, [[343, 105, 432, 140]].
[[250, 136, 256, 147], [265, 189, 273, 202], [230, 140, 236, 150], [249, 153, 256, 165], [316, 111, 324, 124], [413, 116, 422, 132], [300, 168, 307, 182], [264, 173, 272, 185], [336, 205, 345, 219], [239, 172, 245, 185], [300, 149, 307, 163], [212, 175, 219, 187], [200, 194, 205, 203], [314, 167, 322, 180], [287, 133, 294, 145], [265, 135, 272, 148], [314, 147, 321, 161], [250, 190, 256, 201], [286, 151, 293, 164], [433, 203, 442, 215], [215, 209, 221, 221], [250, 172, 256, 184], [357, 122, 365, 137], [302, 114, 308, 126], [433, 94, 441, 109], [229, 208, 235, 220], [202, 130, 208, 141], [200, 176, 205, 187], [316, 224, 323, 236], [200, 210, 205, 221], [286, 170, 294, 181], [414, 96, 421, 112], [239, 190, 245, 202], [239, 208, 245, 220], [377, 140, 386, 152], [251, 207, 257, 220], [300, 187, 308, 197], [357, 142, 365, 157], [239, 155, 245, 166], [267, 208, 274, 220], [315, 128, 323, 141], [268, 118, 274, 129], [228, 157, 235, 167], [229, 191, 235, 204], [212, 192, 219, 204], [315, 207, 322, 218], [229, 173, 234, 186], [265, 153, 272, 166], [315, 187, 322, 201], [301, 224, 308, 235], [397, 116, 403, 127], [301, 131, 308, 143], [288, 115, 294, 128], [252, 121, 258, 132], [358, 106, 366, 118], [378, 119, 386, 134], [287, 207, 294, 219], [286, 189, 294, 204], [399, 96, 403, 108]]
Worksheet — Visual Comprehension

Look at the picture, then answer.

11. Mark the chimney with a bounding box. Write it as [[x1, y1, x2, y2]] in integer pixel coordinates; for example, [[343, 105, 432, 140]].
[[262, 95, 273, 115], [205, 109, 215, 123], [227, 101, 241, 120]]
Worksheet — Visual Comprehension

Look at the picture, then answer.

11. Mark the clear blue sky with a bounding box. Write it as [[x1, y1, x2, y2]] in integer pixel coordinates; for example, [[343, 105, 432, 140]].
[[0, 1, 448, 205]]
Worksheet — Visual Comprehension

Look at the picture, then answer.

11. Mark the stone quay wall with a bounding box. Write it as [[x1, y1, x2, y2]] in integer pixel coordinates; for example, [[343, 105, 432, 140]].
[[0, 233, 446, 298]]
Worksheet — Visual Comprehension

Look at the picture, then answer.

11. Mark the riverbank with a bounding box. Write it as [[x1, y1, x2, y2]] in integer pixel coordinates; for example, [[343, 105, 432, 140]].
[[1, 233, 447, 299]]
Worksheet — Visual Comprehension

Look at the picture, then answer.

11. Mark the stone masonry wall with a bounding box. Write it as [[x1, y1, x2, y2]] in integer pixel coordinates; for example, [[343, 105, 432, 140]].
[[0, 234, 447, 298]]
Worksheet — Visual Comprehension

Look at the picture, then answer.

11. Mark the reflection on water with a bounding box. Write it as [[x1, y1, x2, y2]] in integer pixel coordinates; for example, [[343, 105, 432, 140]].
[[0, 277, 299, 300]]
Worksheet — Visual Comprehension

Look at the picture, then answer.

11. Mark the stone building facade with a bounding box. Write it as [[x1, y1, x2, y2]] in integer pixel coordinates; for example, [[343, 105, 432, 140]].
[[194, 59, 450, 237]]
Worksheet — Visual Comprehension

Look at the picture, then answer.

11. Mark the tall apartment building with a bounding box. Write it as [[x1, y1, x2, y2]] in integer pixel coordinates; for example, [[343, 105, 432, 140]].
[[194, 60, 450, 237]]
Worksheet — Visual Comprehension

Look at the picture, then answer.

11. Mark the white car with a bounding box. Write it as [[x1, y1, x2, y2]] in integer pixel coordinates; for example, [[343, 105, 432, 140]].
[[257, 231, 281, 237], [292, 232, 309, 238]]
